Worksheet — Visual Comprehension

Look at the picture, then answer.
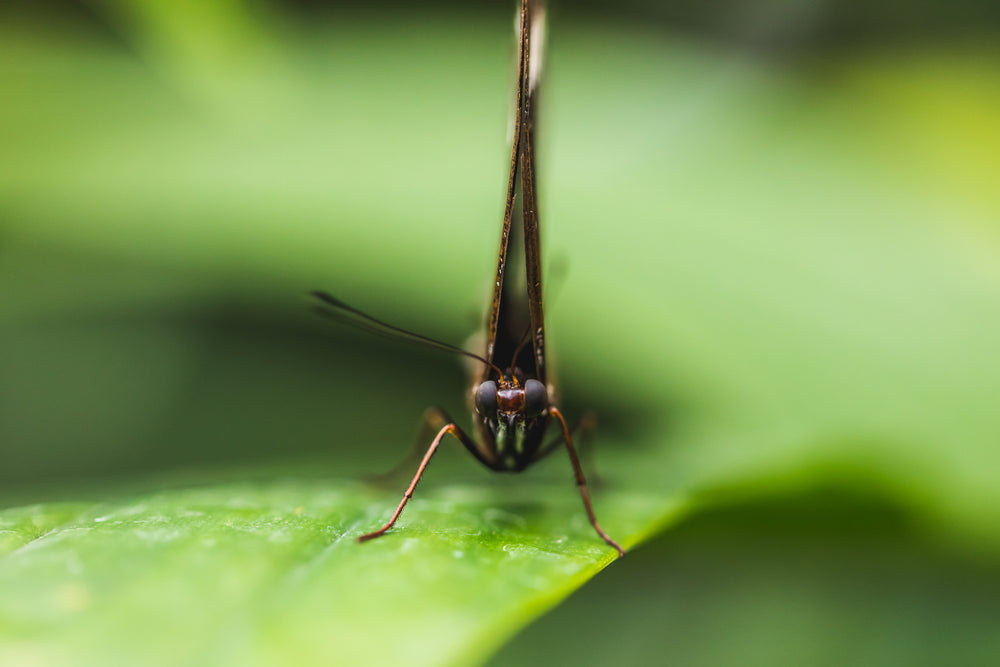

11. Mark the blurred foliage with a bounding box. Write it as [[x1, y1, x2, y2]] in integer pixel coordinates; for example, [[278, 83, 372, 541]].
[[1, 1, 999, 666], [490, 491, 1000, 667]]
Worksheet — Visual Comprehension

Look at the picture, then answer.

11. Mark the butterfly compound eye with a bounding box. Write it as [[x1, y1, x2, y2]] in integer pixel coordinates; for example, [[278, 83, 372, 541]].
[[523, 379, 548, 417], [475, 380, 498, 416]]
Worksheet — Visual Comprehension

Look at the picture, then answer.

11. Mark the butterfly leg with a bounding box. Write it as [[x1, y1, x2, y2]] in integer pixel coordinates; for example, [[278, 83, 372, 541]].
[[571, 411, 604, 487], [531, 410, 597, 465], [549, 406, 625, 557], [366, 408, 493, 486], [357, 418, 488, 542]]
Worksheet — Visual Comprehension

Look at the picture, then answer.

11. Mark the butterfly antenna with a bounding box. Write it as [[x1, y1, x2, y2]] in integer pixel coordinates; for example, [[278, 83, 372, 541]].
[[309, 291, 503, 377]]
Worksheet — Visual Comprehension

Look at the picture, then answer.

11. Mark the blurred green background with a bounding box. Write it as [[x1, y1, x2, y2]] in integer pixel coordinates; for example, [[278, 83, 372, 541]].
[[2, 1, 999, 665]]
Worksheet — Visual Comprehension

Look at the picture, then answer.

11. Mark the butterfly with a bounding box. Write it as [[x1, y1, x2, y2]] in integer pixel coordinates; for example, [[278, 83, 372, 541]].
[[312, 0, 623, 557]]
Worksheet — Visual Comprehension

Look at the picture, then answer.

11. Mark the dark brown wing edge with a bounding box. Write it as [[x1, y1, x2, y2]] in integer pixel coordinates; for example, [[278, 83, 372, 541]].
[[483, 0, 531, 380], [520, 0, 547, 385]]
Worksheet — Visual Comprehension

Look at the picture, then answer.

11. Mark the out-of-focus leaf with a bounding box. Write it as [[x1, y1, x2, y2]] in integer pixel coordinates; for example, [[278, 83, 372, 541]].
[[489, 493, 1000, 667]]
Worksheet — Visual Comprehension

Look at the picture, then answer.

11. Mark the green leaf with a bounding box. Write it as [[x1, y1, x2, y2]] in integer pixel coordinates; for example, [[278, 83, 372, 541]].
[[0, 477, 682, 666]]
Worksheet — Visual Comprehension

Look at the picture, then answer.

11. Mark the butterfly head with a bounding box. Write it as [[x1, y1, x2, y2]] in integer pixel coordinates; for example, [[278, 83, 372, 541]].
[[474, 374, 548, 423]]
